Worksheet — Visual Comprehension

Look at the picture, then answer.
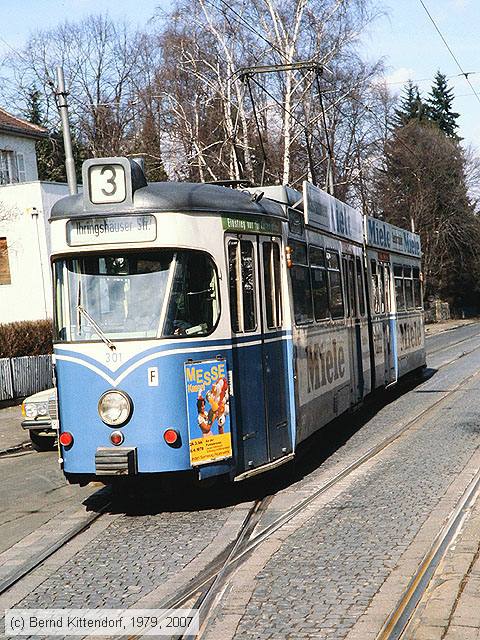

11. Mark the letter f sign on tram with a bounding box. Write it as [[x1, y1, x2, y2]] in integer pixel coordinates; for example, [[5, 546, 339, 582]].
[[148, 367, 159, 386]]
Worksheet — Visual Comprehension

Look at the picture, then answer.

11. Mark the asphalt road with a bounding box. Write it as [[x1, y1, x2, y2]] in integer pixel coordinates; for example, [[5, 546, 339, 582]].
[[0, 449, 95, 554]]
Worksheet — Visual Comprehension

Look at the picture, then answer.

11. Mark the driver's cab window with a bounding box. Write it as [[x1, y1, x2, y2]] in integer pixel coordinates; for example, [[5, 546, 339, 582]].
[[163, 252, 219, 336]]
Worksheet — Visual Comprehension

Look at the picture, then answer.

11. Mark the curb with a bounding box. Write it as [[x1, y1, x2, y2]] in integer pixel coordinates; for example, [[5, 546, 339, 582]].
[[425, 320, 478, 337]]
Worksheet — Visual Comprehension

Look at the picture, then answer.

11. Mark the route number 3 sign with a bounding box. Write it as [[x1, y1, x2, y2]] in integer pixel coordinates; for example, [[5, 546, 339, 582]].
[[88, 163, 127, 204]]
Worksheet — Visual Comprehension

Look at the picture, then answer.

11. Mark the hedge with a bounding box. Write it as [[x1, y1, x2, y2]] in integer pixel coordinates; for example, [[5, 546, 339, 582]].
[[0, 320, 53, 358]]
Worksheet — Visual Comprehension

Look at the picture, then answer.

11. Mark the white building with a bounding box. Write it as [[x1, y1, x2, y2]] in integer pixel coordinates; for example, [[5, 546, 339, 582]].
[[0, 108, 69, 323]]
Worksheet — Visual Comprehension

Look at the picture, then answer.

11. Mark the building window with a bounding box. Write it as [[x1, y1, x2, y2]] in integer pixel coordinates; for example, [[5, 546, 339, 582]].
[[16, 153, 26, 181], [0, 151, 14, 184], [0, 151, 25, 184], [0, 238, 11, 284]]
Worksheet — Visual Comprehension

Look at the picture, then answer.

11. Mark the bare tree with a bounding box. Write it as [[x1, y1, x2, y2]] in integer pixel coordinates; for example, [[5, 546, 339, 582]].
[[2, 15, 147, 157]]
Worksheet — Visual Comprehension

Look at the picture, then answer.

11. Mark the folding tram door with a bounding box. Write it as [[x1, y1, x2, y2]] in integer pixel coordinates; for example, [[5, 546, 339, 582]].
[[379, 258, 397, 385], [226, 234, 291, 475]]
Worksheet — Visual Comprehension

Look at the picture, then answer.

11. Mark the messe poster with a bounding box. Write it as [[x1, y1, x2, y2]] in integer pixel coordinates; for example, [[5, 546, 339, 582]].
[[184, 359, 232, 466]]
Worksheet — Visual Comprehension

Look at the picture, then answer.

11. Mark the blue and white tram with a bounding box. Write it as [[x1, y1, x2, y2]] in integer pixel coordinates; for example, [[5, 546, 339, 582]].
[[49, 157, 425, 486]]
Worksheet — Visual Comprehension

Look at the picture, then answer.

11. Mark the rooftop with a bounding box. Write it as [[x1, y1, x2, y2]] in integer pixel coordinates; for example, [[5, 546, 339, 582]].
[[0, 107, 47, 139]]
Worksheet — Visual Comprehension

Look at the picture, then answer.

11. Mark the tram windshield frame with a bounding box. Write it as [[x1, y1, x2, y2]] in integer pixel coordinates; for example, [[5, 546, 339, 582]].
[[53, 249, 221, 343]]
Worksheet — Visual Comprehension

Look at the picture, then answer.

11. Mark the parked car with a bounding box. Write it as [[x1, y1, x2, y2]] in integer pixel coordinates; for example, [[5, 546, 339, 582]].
[[21, 388, 58, 451]]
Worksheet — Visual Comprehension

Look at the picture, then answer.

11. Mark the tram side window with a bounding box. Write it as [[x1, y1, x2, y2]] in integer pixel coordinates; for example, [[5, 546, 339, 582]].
[[404, 265, 414, 309], [289, 240, 313, 324], [309, 246, 329, 320], [348, 258, 357, 317], [326, 250, 344, 319], [356, 257, 366, 316], [394, 264, 406, 311], [342, 256, 350, 317], [262, 242, 282, 329], [370, 259, 381, 314], [413, 267, 423, 308], [228, 240, 256, 332], [384, 264, 392, 313]]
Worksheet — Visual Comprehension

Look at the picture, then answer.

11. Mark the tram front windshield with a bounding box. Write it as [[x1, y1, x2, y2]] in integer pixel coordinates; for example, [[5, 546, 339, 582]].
[[54, 250, 220, 342]]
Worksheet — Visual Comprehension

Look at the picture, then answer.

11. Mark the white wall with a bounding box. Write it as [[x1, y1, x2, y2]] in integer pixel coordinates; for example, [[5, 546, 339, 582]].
[[0, 181, 69, 323], [0, 133, 39, 182]]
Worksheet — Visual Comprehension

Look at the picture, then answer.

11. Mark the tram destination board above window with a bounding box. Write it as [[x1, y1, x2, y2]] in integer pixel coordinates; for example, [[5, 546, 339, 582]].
[[66, 215, 157, 246]]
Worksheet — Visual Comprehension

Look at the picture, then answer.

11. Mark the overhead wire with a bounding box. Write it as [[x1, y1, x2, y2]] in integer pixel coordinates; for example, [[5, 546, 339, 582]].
[[418, 0, 480, 107]]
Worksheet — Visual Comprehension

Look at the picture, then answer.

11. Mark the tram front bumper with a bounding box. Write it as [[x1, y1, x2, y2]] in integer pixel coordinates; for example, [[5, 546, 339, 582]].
[[95, 447, 138, 476]]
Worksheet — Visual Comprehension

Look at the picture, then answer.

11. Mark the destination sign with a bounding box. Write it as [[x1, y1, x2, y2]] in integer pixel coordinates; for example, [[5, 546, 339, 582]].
[[222, 215, 282, 235], [366, 216, 421, 258], [66, 215, 157, 246]]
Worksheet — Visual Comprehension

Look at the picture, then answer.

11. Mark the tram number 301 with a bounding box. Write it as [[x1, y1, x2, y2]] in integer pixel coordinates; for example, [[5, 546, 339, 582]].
[[88, 163, 126, 204]]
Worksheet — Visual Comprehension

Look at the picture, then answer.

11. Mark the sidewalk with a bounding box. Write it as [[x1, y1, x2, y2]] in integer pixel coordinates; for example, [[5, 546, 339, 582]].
[[425, 318, 479, 336], [405, 482, 480, 639], [0, 404, 29, 452]]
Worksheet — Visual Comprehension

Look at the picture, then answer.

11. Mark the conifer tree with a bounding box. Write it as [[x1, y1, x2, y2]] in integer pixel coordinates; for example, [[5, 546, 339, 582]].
[[426, 71, 460, 138], [394, 80, 424, 127]]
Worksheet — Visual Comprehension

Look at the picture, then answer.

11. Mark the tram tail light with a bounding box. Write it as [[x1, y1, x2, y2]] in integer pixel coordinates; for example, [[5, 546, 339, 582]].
[[59, 432, 73, 447], [164, 429, 180, 446], [110, 431, 124, 446]]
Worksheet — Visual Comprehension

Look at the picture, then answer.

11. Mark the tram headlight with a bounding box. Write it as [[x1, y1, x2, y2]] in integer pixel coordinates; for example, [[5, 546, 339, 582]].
[[98, 390, 132, 426]]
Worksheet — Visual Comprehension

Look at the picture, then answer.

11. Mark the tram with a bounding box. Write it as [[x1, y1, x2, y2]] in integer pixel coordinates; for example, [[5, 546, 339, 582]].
[[49, 157, 425, 485]]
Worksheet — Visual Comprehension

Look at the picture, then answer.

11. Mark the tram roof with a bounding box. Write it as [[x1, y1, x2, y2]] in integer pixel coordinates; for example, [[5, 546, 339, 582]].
[[50, 181, 287, 221]]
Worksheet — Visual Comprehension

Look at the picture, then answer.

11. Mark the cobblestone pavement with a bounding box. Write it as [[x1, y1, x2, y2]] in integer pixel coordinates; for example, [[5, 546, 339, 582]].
[[206, 344, 480, 638], [15, 503, 233, 614]]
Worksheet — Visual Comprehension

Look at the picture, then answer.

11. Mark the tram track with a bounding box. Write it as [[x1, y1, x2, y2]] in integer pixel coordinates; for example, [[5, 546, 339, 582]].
[[0, 487, 111, 596], [2, 329, 479, 625], [426, 325, 480, 357], [432, 338, 480, 372], [376, 462, 480, 640], [123, 347, 480, 640]]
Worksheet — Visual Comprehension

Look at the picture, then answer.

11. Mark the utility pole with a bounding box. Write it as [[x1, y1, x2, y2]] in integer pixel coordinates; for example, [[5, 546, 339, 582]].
[[55, 66, 78, 195]]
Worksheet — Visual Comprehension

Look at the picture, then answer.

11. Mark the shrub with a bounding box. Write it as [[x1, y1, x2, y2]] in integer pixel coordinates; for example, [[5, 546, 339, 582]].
[[0, 320, 53, 358]]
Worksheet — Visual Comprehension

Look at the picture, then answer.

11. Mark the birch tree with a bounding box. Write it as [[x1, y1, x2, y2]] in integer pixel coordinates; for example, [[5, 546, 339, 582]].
[[155, 0, 382, 189]]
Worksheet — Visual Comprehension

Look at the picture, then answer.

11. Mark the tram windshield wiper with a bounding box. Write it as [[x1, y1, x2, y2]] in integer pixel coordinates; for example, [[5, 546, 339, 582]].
[[76, 304, 116, 351]]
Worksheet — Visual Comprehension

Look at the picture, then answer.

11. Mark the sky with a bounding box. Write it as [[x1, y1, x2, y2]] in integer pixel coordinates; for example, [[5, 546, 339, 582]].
[[362, 0, 480, 148], [1, 0, 479, 147]]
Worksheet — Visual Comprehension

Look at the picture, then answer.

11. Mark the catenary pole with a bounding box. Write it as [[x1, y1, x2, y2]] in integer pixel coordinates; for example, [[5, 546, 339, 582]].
[[55, 66, 78, 195]]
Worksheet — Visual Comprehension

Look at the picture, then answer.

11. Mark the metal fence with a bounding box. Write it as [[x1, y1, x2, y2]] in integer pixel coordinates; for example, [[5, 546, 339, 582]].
[[0, 355, 53, 401]]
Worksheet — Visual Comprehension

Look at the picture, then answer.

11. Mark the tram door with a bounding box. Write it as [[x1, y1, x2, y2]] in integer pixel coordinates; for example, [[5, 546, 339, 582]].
[[227, 235, 291, 471], [258, 236, 291, 461], [380, 262, 397, 384]]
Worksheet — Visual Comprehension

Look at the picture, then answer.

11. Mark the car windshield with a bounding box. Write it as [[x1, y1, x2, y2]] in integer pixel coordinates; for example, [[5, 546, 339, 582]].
[[54, 250, 220, 342]]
